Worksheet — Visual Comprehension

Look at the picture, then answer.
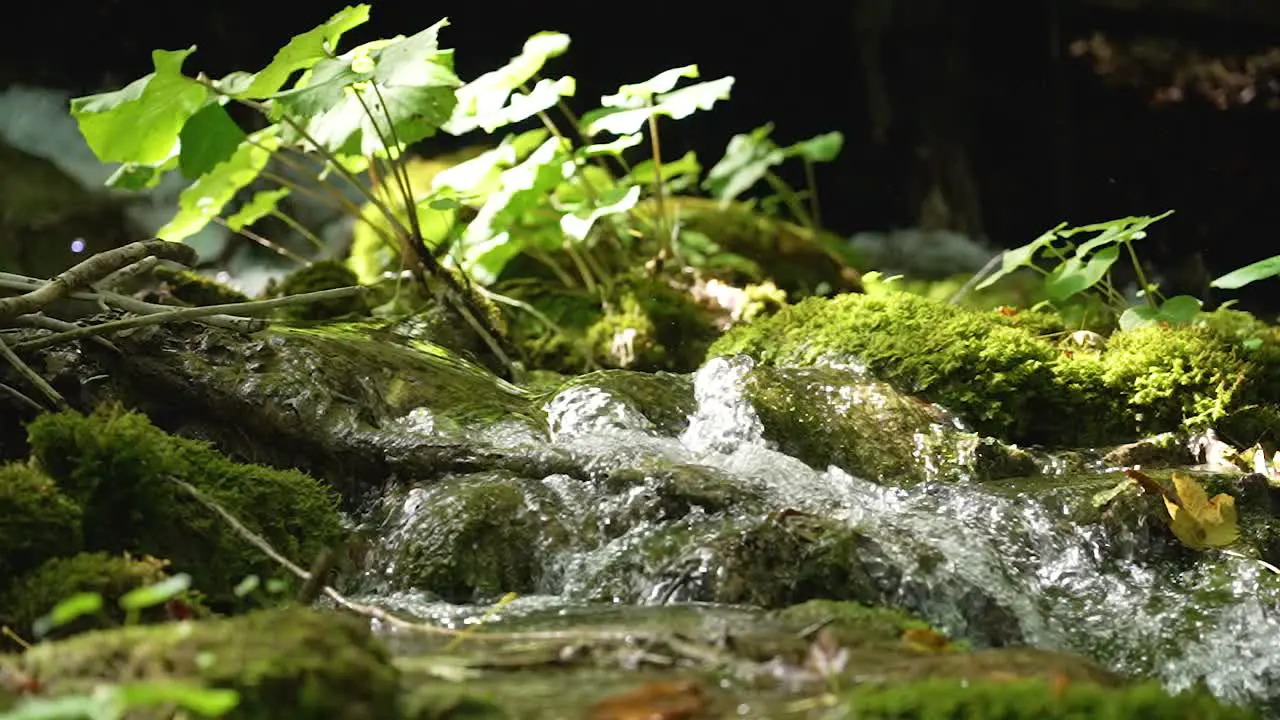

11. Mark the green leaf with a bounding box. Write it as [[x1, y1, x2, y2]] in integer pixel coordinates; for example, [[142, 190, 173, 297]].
[[272, 19, 460, 156], [179, 103, 245, 178], [226, 188, 291, 231], [115, 681, 239, 716], [561, 185, 641, 241], [602, 65, 700, 107], [1211, 254, 1280, 290], [704, 124, 785, 203], [218, 5, 371, 98], [630, 151, 701, 191], [233, 575, 260, 598], [585, 77, 734, 136], [975, 223, 1068, 291], [579, 134, 643, 158], [445, 31, 571, 135], [106, 154, 180, 190], [1119, 305, 1160, 331], [787, 131, 843, 163], [32, 592, 102, 638], [71, 48, 210, 164], [0, 694, 104, 719], [159, 126, 281, 242], [119, 573, 191, 612], [1043, 244, 1120, 301], [1158, 294, 1203, 324]]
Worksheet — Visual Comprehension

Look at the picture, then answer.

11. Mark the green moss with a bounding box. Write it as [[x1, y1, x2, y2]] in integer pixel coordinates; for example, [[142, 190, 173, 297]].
[[836, 677, 1254, 719], [386, 474, 567, 603], [274, 260, 370, 321], [587, 275, 718, 372], [709, 291, 1280, 447], [0, 462, 82, 582], [7, 607, 400, 720], [25, 405, 344, 609], [0, 552, 188, 644], [152, 266, 252, 306], [773, 599, 935, 641]]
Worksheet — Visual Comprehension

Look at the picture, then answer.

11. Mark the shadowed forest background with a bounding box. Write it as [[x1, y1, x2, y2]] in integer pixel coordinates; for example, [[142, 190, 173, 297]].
[[2, 0, 1277, 309]]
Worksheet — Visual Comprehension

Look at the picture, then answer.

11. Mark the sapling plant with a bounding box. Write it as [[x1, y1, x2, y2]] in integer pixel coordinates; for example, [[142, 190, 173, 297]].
[[974, 211, 1205, 330], [65, 3, 848, 373]]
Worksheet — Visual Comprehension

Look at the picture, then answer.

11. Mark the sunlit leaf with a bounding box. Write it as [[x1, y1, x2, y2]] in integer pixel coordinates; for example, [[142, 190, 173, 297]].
[[225, 188, 291, 231], [704, 124, 785, 203], [119, 573, 192, 611], [272, 19, 460, 156], [602, 65, 700, 107], [1043, 245, 1120, 301], [445, 31, 572, 135], [217, 5, 371, 98], [1211, 255, 1280, 290], [561, 185, 641, 242], [975, 223, 1068, 291], [630, 151, 701, 192], [232, 575, 260, 598], [585, 76, 734, 136], [32, 592, 102, 638], [788, 131, 843, 163], [158, 126, 281, 242], [1163, 472, 1239, 551], [71, 48, 210, 165], [115, 681, 240, 716]]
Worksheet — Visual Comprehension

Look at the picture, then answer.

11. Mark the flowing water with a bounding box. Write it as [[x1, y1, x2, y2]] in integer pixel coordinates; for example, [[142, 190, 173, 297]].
[[358, 354, 1280, 710]]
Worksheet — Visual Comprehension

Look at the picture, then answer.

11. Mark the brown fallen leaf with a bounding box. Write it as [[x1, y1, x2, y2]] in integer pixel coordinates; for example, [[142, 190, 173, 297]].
[[588, 680, 707, 720], [901, 627, 954, 653], [1163, 472, 1239, 551]]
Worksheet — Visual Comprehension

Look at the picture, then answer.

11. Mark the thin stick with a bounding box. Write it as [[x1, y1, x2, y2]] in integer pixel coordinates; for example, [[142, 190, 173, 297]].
[[0, 336, 64, 408]]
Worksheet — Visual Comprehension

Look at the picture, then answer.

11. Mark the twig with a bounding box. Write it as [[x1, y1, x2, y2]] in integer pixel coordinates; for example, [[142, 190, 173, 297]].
[[97, 257, 161, 292], [0, 240, 197, 322], [13, 314, 120, 353], [0, 382, 44, 414], [0, 335, 65, 409], [14, 287, 368, 353]]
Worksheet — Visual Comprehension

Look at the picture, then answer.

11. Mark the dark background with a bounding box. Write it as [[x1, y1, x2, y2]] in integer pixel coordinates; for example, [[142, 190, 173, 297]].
[[3, 0, 1278, 310]]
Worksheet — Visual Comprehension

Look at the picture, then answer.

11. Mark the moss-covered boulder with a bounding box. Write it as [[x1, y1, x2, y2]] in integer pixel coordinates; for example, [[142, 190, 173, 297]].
[[1, 607, 400, 720], [0, 461, 82, 582], [709, 291, 1280, 447], [366, 472, 570, 602], [24, 405, 344, 609]]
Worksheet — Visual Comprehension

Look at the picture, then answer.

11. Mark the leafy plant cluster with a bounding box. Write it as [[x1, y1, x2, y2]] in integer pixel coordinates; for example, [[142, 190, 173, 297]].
[[974, 211, 1280, 333], [67, 4, 844, 324]]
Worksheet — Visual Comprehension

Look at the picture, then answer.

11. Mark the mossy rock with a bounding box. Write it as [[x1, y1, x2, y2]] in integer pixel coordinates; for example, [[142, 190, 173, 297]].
[[709, 292, 1280, 447], [834, 676, 1254, 719], [0, 552, 188, 646], [272, 259, 370, 321], [0, 461, 82, 582], [151, 266, 252, 306], [24, 405, 344, 609], [372, 472, 569, 602], [2, 607, 400, 720]]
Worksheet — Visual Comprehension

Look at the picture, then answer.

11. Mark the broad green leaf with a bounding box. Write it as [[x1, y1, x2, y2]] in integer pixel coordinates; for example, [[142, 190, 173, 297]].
[[116, 682, 240, 716], [433, 146, 514, 196], [32, 592, 102, 638], [561, 185, 641, 241], [225, 188, 291, 231], [1211, 254, 1280, 290], [580, 134, 643, 158], [704, 124, 785, 202], [1119, 305, 1160, 331], [788, 131, 844, 163], [446, 31, 571, 135], [272, 19, 460, 156], [585, 77, 734, 136], [159, 126, 281, 242], [233, 575, 260, 597], [975, 223, 1068, 290], [0, 694, 104, 719], [219, 5, 371, 98], [1158, 294, 1203, 324], [1043, 244, 1120, 301], [120, 573, 191, 611], [71, 48, 210, 164], [603, 65, 700, 107], [630, 151, 701, 191], [179, 103, 245, 178]]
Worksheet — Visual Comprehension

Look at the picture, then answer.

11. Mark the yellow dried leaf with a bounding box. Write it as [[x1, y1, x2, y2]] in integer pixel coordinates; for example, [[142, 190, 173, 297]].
[[1162, 473, 1239, 551]]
